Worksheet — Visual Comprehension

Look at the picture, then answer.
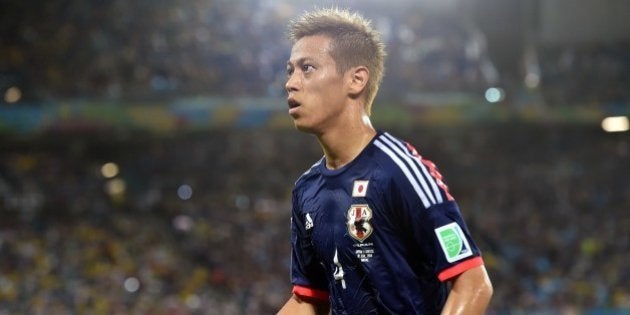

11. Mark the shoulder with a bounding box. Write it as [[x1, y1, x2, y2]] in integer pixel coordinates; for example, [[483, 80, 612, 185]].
[[371, 132, 419, 178], [372, 132, 452, 208], [293, 156, 325, 189]]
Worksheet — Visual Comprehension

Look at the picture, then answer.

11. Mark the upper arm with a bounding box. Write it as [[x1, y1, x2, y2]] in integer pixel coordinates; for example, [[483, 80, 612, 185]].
[[395, 188, 484, 281], [441, 265, 493, 315]]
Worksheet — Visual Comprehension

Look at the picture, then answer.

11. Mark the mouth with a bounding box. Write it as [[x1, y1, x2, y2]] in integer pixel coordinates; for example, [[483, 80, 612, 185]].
[[287, 98, 300, 109], [287, 98, 301, 115]]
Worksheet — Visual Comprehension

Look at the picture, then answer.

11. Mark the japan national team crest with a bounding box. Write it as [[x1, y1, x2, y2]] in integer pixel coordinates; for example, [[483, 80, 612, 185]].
[[347, 205, 373, 242]]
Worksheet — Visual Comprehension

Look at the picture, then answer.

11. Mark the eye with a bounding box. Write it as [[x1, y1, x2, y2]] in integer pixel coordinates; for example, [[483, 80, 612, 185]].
[[302, 64, 315, 72], [286, 65, 294, 76]]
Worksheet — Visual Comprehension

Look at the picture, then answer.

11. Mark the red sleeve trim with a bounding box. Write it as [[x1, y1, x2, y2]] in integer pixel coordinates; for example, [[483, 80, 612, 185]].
[[292, 285, 329, 301], [438, 256, 484, 282]]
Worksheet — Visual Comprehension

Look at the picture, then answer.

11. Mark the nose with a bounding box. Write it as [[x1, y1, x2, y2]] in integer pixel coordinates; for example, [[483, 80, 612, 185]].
[[285, 73, 299, 94]]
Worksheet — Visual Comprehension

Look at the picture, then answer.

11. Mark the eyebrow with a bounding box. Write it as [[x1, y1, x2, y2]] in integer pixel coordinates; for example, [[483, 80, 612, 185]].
[[286, 57, 311, 68]]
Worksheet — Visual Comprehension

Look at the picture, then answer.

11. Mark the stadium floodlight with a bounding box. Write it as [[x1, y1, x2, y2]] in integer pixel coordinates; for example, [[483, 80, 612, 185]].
[[123, 277, 140, 293], [105, 178, 126, 196], [601, 116, 629, 133], [4, 86, 22, 103], [484, 87, 505, 103], [101, 162, 120, 178], [177, 184, 193, 200]]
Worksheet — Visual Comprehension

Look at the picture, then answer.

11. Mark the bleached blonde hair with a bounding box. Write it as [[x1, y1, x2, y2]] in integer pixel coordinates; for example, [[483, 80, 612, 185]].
[[287, 8, 386, 115]]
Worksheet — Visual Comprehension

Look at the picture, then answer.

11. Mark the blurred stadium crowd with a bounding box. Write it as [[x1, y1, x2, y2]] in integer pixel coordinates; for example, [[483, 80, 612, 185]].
[[1, 0, 629, 314], [2, 0, 492, 101], [1, 125, 628, 314], [538, 44, 630, 108], [2, 0, 628, 106]]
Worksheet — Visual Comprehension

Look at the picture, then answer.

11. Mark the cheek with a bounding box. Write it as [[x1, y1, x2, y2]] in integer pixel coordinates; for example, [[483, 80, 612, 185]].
[[303, 72, 345, 114], [314, 77, 344, 103], [303, 82, 327, 107], [321, 84, 346, 110]]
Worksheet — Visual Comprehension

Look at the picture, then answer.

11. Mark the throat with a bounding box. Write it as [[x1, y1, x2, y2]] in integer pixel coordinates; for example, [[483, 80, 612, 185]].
[[320, 129, 376, 170]]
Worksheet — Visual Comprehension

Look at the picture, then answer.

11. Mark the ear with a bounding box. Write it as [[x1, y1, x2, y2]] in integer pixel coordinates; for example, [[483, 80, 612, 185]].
[[347, 66, 369, 98]]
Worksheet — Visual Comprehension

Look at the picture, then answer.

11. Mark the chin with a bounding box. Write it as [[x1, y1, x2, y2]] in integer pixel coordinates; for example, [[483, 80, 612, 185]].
[[293, 120, 319, 134], [294, 123, 313, 133]]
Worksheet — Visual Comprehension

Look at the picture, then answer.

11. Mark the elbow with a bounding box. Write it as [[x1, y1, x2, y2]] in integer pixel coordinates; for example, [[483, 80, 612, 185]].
[[468, 265, 494, 309], [443, 265, 494, 314], [479, 272, 494, 306], [484, 281, 494, 302]]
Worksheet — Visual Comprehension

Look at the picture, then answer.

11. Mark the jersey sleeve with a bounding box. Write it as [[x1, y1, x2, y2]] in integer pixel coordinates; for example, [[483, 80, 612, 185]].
[[421, 201, 484, 281], [290, 189, 329, 301], [386, 155, 484, 283]]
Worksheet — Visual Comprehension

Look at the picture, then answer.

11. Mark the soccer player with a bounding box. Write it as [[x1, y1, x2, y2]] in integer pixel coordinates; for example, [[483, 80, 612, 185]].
[[278, 8, 493, 315]]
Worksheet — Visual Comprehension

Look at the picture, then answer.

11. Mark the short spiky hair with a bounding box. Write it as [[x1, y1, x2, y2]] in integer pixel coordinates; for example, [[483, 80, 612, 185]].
[[287, 8, 386, 115]]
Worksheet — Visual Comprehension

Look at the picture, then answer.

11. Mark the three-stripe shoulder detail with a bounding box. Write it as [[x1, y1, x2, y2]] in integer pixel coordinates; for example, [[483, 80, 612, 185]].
[[373, 133, 444, 208]]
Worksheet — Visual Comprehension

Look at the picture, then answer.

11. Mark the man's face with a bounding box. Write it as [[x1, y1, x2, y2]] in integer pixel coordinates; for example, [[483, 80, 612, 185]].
[[286, 35, 348, 134]]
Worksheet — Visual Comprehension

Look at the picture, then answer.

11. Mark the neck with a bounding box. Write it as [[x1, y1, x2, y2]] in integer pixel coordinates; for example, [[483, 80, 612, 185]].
[[318, 113, 376, 170]]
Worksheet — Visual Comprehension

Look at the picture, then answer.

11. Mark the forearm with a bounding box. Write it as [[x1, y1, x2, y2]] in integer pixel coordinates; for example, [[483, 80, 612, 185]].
[[278, 294, 330, 315], [441, 265, 493, 315]]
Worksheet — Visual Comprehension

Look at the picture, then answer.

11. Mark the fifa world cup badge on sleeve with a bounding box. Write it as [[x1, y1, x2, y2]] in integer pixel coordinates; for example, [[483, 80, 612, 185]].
[[435, 222, 472, 262]]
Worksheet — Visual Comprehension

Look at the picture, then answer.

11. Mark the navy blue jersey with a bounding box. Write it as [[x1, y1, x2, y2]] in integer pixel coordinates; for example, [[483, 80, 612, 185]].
[[290, 131, 484, 314]]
